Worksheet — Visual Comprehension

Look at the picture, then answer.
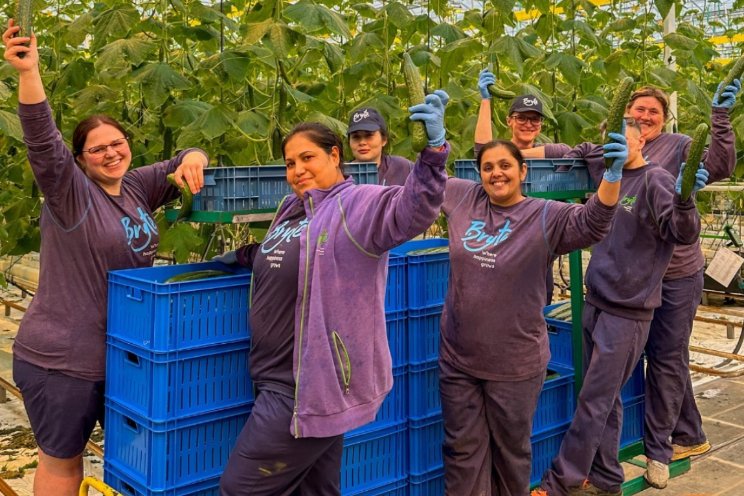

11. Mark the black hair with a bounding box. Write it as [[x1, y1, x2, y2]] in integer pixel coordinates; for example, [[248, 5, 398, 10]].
[[476, 139, 526, 171], [282, 122, 345, 172]]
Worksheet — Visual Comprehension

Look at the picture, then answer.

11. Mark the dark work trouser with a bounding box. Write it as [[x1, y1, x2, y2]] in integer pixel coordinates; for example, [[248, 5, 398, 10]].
[[220, 389, 343, 496], [645, 270, 706, 463], [540, 302, 650, 495], [439, 358, 545, 496]]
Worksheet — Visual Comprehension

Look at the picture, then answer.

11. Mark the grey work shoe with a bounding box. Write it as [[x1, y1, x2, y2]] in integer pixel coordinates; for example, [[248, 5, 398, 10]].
[[671, 440, 711, 461], [645, 459, 670, 489], [567, 480, 622, 496]]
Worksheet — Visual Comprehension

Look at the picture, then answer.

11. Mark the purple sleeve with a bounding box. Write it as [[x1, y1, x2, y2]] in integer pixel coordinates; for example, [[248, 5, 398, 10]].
[[692, 108, 735, 183], [544, 195, 617, 255], [19, 101, 90, 228], [345, 144, 449, 254], [126, 148, 209, 210], [647, 170, 701, 245], [543, 143, 572, 158], [236, 244, 261, 268], [565, 142, 605, 185]]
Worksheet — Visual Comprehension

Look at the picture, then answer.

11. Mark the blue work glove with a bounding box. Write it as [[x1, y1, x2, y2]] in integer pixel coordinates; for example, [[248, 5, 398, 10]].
[[675, 162, 710, 196], [409, 89, 449, 148], [712, 79, 741, 110], [602, 132, 627, 183], [478, 69, 495, 99], [212, 250, 238, 265]]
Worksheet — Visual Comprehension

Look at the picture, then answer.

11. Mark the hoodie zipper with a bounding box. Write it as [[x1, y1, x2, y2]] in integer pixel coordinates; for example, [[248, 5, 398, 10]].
[[293, 195, 314, 438]]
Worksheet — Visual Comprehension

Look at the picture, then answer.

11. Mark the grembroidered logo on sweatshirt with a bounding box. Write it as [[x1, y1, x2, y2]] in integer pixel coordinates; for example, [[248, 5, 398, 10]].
[[461, 219, 512, 253]]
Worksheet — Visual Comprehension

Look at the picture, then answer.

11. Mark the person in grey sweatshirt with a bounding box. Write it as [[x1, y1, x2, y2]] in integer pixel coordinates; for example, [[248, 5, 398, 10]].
[[529, 79, 740, 488], [215, 91, 449, 495], [532, 119, 706, 496], [439, 135, 623, 495], [347, 107, 413, 186], [3, 22, 207, 496]]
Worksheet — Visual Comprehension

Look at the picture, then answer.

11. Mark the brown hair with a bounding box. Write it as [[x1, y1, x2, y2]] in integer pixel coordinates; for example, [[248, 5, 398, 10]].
[[282, 122, 345, 172], [72, 115, 129, 159], [626, 86, 670, 120]]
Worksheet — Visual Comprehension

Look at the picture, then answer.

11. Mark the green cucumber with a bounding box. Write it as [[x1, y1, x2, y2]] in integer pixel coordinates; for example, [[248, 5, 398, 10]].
[[165, 270, 232, 283], [487, 84, 516, 100], [604, 76, 635, 169], [14, 0, 33, 59], [679, 123, 709, 201], [402, 52, 428, 153], [721, 55, 744, 89], [166, 173, 193, 221]]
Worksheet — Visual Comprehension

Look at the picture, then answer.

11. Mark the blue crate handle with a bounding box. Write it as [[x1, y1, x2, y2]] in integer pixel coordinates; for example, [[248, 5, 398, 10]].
[[203, 173, 217, 187], [122, 415, 140, 434], [125, 287, 143, 303], [124, 352, 141, 368], [118, 481, 136, 496]]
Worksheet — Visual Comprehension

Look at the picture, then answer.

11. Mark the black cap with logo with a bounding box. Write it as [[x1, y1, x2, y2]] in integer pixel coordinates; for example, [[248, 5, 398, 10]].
[[347, 108, 388, 135], [508, 95, 544, 116]]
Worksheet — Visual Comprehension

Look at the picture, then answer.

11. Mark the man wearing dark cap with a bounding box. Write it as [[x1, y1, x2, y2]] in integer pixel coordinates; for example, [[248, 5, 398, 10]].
[[347, 107, 413, 186]]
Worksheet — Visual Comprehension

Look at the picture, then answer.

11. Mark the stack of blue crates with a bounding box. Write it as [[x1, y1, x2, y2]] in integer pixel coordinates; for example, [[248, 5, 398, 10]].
[[104, 262, 254, 495]]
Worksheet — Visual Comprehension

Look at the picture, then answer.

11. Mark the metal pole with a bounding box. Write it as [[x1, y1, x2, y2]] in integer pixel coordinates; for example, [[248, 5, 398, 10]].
[[663, 7, 678, 133]]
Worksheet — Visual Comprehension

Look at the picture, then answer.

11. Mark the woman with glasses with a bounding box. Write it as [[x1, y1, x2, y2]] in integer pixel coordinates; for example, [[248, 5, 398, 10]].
[[3, 22, 208, 496]]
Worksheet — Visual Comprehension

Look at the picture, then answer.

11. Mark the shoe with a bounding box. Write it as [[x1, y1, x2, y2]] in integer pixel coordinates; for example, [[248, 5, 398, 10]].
[[644, 459, 669, 489], [567, 480, 622, 495], [530, 490, 549, 496], [671, 440, 711, 461]]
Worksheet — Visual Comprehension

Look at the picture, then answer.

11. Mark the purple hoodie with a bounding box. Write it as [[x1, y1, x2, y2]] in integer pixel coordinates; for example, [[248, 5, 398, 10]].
[[238, 145, 448, 438]]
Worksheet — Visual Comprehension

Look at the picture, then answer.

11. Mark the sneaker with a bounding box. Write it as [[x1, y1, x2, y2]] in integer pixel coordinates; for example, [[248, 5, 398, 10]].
[[644, 459, 670, 489], [567, 480, 622, 496], [530, 490, 549, 496], [671, 440, 711, 461]]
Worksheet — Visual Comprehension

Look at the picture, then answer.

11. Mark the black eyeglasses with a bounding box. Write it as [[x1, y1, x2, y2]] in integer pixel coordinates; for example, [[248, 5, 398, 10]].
[[81, 137, 129, 156], [510, 114, 543, 125]]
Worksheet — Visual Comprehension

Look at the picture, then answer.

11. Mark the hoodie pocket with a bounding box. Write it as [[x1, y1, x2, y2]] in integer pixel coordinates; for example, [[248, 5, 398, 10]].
[[331, 331, 351, 394]]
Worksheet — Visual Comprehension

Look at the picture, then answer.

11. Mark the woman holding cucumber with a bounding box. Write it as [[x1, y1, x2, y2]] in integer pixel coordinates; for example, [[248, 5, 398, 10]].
[[3, 21, 208, 496], [438, 133, 624, 495], [526, 80, 740, 488], [347, 107, 413, 186], [215, 91, 449, 495]]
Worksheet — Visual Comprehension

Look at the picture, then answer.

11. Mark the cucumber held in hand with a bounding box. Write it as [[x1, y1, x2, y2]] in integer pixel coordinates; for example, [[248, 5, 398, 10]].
[[679, 123, 709, 201], [604, 76, 635, 169], [14, 0, 33, 58], [166, 173, 193, 221], [487, 84, 516, 100], [402, 52, 428, 153], [165, 270, 232, 283], [721, 54, 744, 89]]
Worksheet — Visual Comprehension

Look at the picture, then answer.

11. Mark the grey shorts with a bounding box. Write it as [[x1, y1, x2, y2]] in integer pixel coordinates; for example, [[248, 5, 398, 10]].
[[13, 357, 105, 459]]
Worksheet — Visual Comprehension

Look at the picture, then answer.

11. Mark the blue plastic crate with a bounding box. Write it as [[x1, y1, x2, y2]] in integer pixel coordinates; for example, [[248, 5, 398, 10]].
[[534, 365, 576, 434], [342, 422, 408, 494], [409, 467, 444, 496], [408, 305, 442, 365], [621, 358, 645, 402], [385, 253, 406, 314], [104, 461, 220, 496], [346, 162, 379, 185], [345, 477, 408, 496], [544, 302, 574, 370], [347, 366, 407, 436], [106, 338, 253, 422], [530, 421, 570, 487], [620, 395, 645, 448], [391, 239, 449, 310], [193, 166, 288, 212], [454, 159, 595, 195], [107, 262, 251, 352], [385, 310, 407, 368], [408, 361, 441, 419], [409, 413, 444, 475], [104, 401, 250, 491]]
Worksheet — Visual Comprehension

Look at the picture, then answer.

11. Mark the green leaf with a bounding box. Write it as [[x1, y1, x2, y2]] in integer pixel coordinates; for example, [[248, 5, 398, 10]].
[[132, 63, 191, 107], [163, 100, 211, 128], [159, 223, 204, 263], [351, 3, 380, 18], [237, 110, 271, 135], [54, 59, 94, 95], [558, 54, 586, 87], [64, 11, 95, 47], [431, 23, 466, 44], [285, 1, 351, 39], [439, 37, 482, 74], [305, 111, 348, 137], [0, 111, 22, 141], [350, 32, 384, 60], [220, 50, 253, 82], [323, 42, 344, 73], [556, 111, 590, 145], [188, 105, 237, 141], [71, 85, 119, 114], [665, 33, 697, 51], [244, 19, 274, 45], [384, 2, 414, 29], [93, 6, 140, 48], [95, 38, 156, 70], [654, 0, 674, 19]]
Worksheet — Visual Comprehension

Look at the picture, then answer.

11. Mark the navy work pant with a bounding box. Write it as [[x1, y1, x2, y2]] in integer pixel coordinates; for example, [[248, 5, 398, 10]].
[[540, 302, 650, 495], [220, 389, 343, 496], [439, 358, 545, 496], [644, 270, 707, 463]]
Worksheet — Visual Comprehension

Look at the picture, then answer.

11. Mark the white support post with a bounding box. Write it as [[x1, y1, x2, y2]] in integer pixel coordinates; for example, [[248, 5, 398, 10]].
[[663, 7, 678, 133]]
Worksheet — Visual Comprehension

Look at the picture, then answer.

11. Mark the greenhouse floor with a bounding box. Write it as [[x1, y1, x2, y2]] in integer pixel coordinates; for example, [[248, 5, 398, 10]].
[[2, 288, 744, 495]]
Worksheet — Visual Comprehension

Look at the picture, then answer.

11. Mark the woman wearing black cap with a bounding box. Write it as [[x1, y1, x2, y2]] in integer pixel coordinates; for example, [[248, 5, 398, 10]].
[[347, 107, 414, 186]]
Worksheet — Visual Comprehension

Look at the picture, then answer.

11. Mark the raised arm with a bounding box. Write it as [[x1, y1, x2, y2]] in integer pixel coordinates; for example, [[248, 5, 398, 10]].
[[3, 20, 45, 104], [694, 79, 740, 182], [650, 168, 702, 245], [474, 70, 495, 152]]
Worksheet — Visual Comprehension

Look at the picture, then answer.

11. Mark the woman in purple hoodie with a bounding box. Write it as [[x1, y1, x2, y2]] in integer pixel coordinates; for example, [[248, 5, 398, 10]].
[[215, 91, 449, 495], [3, 22, 207, 496], [439, 136, 623, 495]]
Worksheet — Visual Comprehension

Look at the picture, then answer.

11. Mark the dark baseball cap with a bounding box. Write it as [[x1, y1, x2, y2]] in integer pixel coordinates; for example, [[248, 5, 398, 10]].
[[509, 94, 544, 116], [348, 108, 387, 135]]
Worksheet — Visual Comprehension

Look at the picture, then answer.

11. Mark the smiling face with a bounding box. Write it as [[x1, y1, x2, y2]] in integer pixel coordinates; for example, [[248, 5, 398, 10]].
[[627, 95, 666, 142], [507, 111, 543, 149], [479, 144, 528, 207], [76, 124, 132, 192], [349, 130, 387, 164], [284, 132, 345, 197]]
